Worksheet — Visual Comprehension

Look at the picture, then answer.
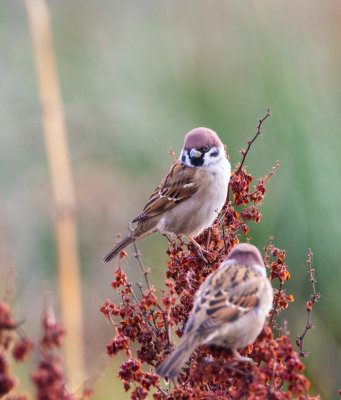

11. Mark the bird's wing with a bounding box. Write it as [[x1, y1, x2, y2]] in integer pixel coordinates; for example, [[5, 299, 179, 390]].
[[132, 161, 200, 222], [187, 264, 262, 336]]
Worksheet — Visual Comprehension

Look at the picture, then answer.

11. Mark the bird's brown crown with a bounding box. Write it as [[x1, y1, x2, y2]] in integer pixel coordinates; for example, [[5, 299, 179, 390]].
[[226, 243, 264, 267], [184, 127, 222, 150]]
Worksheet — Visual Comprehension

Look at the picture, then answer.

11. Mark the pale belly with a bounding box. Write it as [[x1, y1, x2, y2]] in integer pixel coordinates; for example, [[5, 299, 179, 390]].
[[205, 309, 265, 350], [155, 161, 230, 237]]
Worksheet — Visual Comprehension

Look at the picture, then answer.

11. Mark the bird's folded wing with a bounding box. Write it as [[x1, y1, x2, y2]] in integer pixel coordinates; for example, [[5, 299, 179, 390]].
[[193, 264, 262, 335], [132, 161, 200, 222]]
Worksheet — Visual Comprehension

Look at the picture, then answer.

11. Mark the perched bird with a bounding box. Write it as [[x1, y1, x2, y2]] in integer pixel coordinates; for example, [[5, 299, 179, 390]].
[[156, 243, 273, 379], [103, 127, 231, 262]]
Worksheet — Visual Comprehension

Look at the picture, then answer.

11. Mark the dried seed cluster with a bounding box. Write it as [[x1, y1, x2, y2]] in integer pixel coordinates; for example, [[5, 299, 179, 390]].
[[101, 158, 319, 399]]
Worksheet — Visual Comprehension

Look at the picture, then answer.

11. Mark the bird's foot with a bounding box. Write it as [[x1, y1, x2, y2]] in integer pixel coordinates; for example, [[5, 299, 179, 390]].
[[188, 236, 208, 264], [231, 349, 252, 364]]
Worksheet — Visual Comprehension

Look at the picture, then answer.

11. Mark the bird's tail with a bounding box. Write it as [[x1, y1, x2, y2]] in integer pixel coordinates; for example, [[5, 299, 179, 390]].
[[103, 234, 134, 262], [156, 336, 195, 380]]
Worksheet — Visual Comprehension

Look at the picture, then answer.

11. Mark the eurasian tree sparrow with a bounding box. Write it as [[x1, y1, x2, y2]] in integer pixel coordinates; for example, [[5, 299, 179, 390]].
[[156, 243, 273, 379], [103, 127, 231, 262]]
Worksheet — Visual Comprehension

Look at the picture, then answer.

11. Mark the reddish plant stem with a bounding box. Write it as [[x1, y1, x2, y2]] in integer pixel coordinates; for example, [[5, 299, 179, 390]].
[[169, 148, 177, 162], [296, 249, 320, 357], [118, 251, 159, 334], [263, 236, 274, 266], [124, 277, 159, 335], [263, 160, 280, 183], [237, 108, 271, 174], [133, 241, 152, 291], [220, 216, 228, 254], [157, 384, 168, 397], [133, 240, 171, 347], [268, 282, 283, 328], [205, 228, 211, 251]]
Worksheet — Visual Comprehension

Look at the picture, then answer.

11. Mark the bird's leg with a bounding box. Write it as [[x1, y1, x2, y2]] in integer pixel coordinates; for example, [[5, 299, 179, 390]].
[[205, 228, 211, 251], [189, 236, 212, 255], [231, 349, 252, 364], [188, 236, 208, 264]]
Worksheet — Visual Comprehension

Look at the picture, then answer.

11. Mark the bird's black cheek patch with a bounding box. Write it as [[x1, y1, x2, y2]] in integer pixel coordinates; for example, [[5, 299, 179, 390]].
[[190, 156, 204, 167], [182, 154, 186, 163], [187, 148, 205, 166], [210, 150, 219, 157]]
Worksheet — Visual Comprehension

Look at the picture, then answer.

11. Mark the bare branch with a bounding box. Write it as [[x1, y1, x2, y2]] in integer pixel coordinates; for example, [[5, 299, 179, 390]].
[[268, 282, 283, 329], [133, 241, 171, 347], [296, 249, 320, 357], [133, 240, 152, 290], [236, 108, 271, 174], [169, 148, 177, 162]]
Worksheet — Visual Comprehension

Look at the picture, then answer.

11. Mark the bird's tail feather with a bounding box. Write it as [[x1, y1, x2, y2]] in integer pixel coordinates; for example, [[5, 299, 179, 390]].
[[156, 337, 194, 380], [103, 234, 134, 262]]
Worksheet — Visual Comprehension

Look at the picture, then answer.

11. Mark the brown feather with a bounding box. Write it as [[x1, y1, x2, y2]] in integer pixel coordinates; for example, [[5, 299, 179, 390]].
[[156, 244, 273, 379], [132, 161, 199, 222], [156, 334, 196, 379], [192, 263, 262, 336], [102, 233, 134, 262]]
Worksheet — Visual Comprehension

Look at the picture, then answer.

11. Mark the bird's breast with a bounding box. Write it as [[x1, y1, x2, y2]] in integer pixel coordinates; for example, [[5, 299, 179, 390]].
[[156, 159, 230, 237]]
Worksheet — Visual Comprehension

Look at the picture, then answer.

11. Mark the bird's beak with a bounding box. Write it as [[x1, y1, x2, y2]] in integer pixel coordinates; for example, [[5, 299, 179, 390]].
[[190, 148, 202, 158]]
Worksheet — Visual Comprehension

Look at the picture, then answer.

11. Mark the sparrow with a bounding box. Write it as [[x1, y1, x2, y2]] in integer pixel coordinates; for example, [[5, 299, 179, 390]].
[[103, 127, 231, 262], [156, 243, 273, 379]]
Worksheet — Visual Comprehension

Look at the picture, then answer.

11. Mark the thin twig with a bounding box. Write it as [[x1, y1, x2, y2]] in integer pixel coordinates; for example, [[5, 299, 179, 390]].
[[169, 148, 177, 162], [163, 234, 173, 243], [245, 161, 280, 201], [264, 237, 283, 330], [220, 216, 228, 254], [269, 353, 277, 390], [226, 182, 231, 204], [263, 236, 274, 267], [133, 240, 152, 290], [116, 256, 159, 334], [205, 228, 211, 251], [229, 160, 280, 207], [296, 249, 320, 357], [157, 384, 168, 397], [133, 241, 171, 347], [237, 108, 271, 174], [268, 283, 283, 329], [160, 309, 171, 348], [263, 160, 280, 183], [176, 235, 185, 246], [124, 278, 159, 335], [136, 281, 159, 329]]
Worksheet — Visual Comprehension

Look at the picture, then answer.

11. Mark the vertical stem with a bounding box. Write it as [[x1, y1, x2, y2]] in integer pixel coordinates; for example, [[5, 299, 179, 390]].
[[24, 0, 85, 390]]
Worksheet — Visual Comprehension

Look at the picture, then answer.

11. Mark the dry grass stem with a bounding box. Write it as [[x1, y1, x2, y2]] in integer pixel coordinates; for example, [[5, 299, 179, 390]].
[[24, 0, 85, 390]]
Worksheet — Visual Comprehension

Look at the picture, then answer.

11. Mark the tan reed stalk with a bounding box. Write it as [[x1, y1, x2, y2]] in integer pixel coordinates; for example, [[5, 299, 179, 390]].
[[24, 0, 85, 390]]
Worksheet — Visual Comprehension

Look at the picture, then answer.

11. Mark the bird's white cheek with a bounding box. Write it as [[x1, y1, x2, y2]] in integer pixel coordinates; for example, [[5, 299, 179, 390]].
[[179, 150, 191, 167]]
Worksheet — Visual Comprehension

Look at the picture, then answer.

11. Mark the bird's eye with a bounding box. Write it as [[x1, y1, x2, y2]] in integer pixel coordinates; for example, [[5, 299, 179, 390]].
[[202, 145, 210, 152]]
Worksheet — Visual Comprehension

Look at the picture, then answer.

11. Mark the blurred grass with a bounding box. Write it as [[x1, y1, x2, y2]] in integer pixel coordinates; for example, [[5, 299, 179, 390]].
[[1, 0, 341, 398]]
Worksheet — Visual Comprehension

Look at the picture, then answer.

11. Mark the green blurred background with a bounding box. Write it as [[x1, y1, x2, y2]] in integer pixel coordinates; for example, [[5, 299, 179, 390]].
[[1, 0, 340, 398]]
